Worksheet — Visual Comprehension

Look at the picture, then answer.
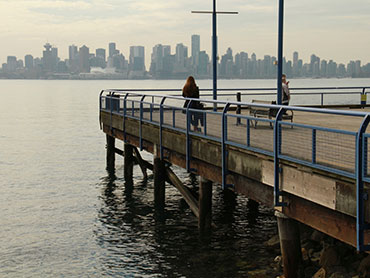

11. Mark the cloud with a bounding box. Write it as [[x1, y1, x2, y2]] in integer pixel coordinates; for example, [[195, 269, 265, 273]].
[[0, 0, 369, 65]]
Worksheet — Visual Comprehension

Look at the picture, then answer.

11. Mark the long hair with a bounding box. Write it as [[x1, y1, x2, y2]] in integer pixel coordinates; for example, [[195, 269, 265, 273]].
[[182, 76, 197, 97]]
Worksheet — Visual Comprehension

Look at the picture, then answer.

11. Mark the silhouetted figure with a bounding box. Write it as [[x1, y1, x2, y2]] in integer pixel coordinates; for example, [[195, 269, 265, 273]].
[[182, 76, 204, 132]]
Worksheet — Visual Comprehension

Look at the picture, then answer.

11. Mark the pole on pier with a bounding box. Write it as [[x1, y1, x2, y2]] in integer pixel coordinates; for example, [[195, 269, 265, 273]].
[[212, 0, 217, 111], [124, 143, 134, 185], [192, 1, 238, 111], [106, 135, 115, 170], [277, 0, 284, 105], [154, 156, 166, 209], [198, 177, 213, 232], [276, 211, 303, 278]]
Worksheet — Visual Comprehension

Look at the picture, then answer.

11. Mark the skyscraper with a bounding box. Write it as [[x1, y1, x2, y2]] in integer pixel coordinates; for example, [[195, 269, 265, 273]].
[[175, 43, 188, 68], [96, 48, 106, 62], [42, 43, 54, 72], [6, 56, 17, 72], [191, 34, 200, 66], [69, 45, 78, 62], [79, 45, 90, 73], [129, 46, 145, 71], [109, 42, 117, 58], [25, 55, 34, 69]]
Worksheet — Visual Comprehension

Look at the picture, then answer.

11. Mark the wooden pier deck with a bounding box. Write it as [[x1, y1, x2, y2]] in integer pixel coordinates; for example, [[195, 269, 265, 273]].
[[100, 104, 370, 251]]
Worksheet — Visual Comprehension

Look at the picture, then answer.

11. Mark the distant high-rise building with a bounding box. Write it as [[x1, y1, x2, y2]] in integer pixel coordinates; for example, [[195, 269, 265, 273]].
[[68, 45, 79, 72], [150, 44, 164, 75], [198, 51, 209, 76], [96, 48, 106, 62], [25, 55, 34, 69], [163, 45, 171, 57], [109, 42, 117, 58], [79, 45, 90, 73], [42, 43, 54, 72], [6, 56, 17, 72], [292, 51, 299, 76], [293, 52, 298, 65], [191, 34, 200, 66], [175, 43, 188, 68], [129, 46, 145, 71], [69, 45, 78, 61]]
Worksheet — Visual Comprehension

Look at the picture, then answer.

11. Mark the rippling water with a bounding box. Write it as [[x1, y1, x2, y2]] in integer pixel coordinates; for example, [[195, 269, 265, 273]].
[[1, 79, 369, 277]]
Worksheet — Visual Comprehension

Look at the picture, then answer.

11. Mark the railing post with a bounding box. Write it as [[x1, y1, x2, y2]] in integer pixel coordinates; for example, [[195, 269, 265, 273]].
[[221, 103, 231, 189], [123, 94, 129, 143], [139, 95, 145, 151], [361, 88, 367, 108], [321, 93, 324, 107], [274, 107, 287, 207], [356, 114, 370, 251], [186, 99, 193, 172], [246, 119, 250, 147], [236, 92, 241, 125], [159, 97, 166, 160], [312, 129, 316, 164]]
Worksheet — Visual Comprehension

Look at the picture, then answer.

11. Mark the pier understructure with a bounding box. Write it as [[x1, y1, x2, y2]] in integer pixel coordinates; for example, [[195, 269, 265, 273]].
[[100, 88, 370, 277]]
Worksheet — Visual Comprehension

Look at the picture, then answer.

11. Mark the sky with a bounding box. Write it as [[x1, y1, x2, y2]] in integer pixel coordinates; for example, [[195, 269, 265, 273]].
[[0, 0, 369, 67]]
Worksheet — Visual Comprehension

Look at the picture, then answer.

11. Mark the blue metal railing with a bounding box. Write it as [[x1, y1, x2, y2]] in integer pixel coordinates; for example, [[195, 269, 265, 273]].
[[100, 87, 370, 251], [103, 86, 370, 107]]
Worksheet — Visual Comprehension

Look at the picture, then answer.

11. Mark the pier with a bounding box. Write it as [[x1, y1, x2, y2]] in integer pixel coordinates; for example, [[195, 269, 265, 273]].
[[100, 87, 370, 277]]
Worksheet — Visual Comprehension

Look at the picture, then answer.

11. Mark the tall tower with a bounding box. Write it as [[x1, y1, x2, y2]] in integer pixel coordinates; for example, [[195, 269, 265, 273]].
[[42, 43, 53, 72], [109, 42, 117, 58], [129, 46, 145, 71], [191, 34, 200, 66]]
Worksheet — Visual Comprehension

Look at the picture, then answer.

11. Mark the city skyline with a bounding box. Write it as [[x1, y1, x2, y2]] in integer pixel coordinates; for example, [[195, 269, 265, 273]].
[[1, 36, 369, 80], [0, 0, 369, 68]]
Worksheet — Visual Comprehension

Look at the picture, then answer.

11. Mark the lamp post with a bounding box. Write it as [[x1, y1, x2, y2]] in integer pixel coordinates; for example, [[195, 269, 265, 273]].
[[277, 0, 284, 105], [192, 1, 238, 110]]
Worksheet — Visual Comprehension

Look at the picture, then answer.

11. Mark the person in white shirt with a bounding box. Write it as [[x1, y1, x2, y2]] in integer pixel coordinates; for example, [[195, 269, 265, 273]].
[[282, 74, 290, 105]]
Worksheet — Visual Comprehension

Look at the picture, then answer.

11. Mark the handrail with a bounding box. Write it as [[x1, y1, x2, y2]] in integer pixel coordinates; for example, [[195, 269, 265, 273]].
[[102, 90, 369, 117], [100, 88, 370, 251], [102, 86, 369, 107]]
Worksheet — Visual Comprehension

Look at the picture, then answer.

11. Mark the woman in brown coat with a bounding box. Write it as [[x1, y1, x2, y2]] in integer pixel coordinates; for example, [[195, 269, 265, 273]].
[[182, 76, 203, 131]]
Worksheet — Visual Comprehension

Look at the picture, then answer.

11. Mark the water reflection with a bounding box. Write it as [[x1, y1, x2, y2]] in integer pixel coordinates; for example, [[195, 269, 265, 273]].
[[95, 168, 280, 277]]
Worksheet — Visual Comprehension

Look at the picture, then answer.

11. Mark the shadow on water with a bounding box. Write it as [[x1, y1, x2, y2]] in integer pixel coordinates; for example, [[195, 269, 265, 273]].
[[95, 167, 280, 277]]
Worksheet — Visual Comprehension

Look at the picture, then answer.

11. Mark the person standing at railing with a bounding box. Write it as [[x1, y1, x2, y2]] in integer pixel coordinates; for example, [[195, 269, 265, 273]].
[[182, 76, 204, 132], [282, 74, 291, 105]]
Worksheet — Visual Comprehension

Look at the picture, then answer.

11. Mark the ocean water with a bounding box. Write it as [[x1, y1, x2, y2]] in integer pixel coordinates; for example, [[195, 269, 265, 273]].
[[0, 78, 369, 277]]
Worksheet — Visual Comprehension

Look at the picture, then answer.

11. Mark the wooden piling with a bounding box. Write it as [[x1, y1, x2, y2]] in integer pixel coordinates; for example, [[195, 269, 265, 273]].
[[106, 134, 115, 170], [153, 157, 166, 209], [124, 143, 134, 184], [199, 177, 213, 232], [276, 211, 303, 278]]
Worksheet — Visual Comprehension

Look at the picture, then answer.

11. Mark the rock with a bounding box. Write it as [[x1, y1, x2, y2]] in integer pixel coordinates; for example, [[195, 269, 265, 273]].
[[265, 234, 280, 248], [311, 230, 325, 243], [247, 269, 267, 278], [313, 267, 326, 278], [328, 272, 351, 278], [358, 255, 370, 277], [302, 247, 310, 262], [320, 246, 341, 268]]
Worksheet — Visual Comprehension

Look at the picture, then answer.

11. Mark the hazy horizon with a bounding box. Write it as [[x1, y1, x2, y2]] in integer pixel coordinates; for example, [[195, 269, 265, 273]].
[[1, 0, 369, 66]]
